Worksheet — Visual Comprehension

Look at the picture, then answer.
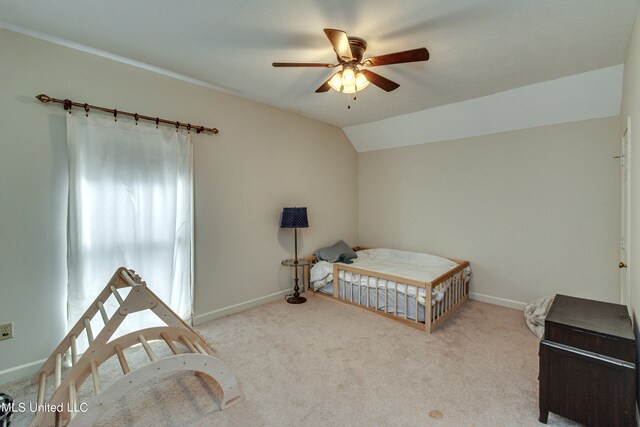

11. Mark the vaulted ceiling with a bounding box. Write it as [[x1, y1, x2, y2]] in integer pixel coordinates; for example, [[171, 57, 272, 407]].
[[0, 0, 637, 127]]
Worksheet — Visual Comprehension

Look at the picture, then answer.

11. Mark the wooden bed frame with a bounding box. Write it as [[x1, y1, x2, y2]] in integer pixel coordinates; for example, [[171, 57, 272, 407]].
[[303, 248, 470, 334]]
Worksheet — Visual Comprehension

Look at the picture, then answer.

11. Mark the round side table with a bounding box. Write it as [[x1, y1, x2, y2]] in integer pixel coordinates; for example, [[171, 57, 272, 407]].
[[281, 258, 310, 304]]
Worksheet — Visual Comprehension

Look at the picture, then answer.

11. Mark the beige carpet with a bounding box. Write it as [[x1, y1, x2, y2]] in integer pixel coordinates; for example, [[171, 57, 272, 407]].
[[3, 294, 577, 426]]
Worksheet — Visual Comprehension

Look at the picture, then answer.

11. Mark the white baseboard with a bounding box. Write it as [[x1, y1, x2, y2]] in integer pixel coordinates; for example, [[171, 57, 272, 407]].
[[0, 358, 47, 386], [193, 289, 525, 325], [470, 292, 526, 311], [193, 288, 292, 326]]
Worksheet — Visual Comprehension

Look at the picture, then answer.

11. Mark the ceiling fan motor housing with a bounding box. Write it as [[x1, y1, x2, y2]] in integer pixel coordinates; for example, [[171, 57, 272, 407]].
[[347, 37, 367, 63]]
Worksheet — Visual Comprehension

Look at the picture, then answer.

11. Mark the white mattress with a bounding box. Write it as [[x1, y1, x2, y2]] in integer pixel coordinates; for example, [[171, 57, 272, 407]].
[[343, 248, 460, 282]]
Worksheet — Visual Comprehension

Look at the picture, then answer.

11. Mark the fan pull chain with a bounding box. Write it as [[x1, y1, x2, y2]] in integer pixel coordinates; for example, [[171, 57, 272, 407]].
[[346, 91, 358, 110]]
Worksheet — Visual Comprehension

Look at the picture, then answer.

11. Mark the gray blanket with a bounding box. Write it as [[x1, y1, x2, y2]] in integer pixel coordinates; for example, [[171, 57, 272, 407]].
[[524, 295, 555, 338]]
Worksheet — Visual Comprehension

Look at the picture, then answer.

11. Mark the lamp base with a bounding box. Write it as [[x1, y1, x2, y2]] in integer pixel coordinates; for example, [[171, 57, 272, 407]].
[[286, 265, 306, 304], [286, 295, 307, 304]]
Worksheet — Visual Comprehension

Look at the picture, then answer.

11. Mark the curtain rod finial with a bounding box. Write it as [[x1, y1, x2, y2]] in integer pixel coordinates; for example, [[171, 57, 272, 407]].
[[36, 94, 51, 103]]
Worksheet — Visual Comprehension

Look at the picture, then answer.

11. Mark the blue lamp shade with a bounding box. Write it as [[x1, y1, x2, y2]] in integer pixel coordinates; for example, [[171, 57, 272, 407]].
[[280, 207, 308, 228]]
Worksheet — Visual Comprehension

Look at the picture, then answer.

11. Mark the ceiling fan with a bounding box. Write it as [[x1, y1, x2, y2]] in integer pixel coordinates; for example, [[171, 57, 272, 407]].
[[273, 28, 430, 94]]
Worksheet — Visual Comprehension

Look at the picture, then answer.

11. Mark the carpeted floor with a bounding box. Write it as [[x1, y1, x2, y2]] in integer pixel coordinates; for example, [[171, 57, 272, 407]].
[[3, 294, 577, 426]]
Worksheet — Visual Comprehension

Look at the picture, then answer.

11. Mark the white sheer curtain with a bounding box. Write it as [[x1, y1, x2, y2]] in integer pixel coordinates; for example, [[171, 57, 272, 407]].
[[66, 113, 192, 349]]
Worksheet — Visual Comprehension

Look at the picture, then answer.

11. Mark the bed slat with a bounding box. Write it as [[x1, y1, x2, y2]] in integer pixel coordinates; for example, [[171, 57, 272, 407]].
[[416, 288, 420, 323], [350, 275, 354, 302], [383, 278, 388, 313], [394, 283, 398, 315], [404, 288, 408, 320]]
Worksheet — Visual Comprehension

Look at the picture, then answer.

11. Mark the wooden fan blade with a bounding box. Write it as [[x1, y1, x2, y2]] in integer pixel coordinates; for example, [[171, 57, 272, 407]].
[[315, 75, 334, 93], [323, 28, 353, 61], [364, 48, 429, 67], [273, 62, 337, 67], [360, 70, 400, 92]]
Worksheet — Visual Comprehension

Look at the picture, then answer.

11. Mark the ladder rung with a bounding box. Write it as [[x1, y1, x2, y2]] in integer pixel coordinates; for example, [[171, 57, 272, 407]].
[[193, 341, 211, 355], [70, 335, 77, 367], [84, 318, 94, 344], [69, 382, 77, 420], [161, 332, 180, 355], [97, 301, 109, 324], [37, 371, 46, 407], [179, 335, 198, 353], [115, 344, 130, 375], [54, 353, 62, 388], [139, 335, 157, 361], [119, 270, 138, 287], [110, 285, 124, 305], [90, 360, 102, 395]]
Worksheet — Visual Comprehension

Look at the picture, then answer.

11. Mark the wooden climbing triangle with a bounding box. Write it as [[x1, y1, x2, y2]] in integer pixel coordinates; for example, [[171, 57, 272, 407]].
[[30, 267, 243, 427]]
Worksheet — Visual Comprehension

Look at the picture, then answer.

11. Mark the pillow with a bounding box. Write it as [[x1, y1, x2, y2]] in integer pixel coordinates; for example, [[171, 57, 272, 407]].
[[314, 240, 357, 263]]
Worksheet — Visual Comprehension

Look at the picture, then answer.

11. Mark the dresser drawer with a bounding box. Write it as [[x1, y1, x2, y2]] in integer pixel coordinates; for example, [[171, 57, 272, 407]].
[[544, 295, 634, 362], [545, 321, 635, 362]]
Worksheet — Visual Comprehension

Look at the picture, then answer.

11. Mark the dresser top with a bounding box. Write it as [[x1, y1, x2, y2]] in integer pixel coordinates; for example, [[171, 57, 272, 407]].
[[546, 294, 634, 341]]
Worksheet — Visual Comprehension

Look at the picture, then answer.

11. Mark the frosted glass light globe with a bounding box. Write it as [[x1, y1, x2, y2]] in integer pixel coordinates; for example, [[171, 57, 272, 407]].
[[328, 72, 343, 91], [355, 72, 369, 90], [341, 68, 355, 86]]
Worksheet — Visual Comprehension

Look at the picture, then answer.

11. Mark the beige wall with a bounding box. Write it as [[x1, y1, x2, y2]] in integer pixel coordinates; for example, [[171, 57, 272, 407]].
[[0, 30, 358, 381], [358, 118, 620, 306]]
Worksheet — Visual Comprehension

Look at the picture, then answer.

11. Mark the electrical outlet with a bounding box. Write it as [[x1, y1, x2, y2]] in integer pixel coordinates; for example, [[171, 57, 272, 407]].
[[0, 323, 13, 341]]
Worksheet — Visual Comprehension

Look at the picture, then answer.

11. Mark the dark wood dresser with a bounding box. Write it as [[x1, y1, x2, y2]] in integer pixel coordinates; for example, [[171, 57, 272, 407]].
[[539, 294, 636, 426]]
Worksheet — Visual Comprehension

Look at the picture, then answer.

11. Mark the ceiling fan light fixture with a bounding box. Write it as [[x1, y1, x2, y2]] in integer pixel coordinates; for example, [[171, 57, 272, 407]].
[[342, 83, 357, 94], [341, 67, 355, 86], [355, 71, 369, 90], [328, 72, 343, 92], [328, 67, 369, 93]]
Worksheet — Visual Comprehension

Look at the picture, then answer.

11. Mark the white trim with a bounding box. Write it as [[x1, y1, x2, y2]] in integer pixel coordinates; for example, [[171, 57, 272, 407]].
[[193, 288, 525, 326], [0, 22, 238, 96], [469, 292, 526, 311], [193, 289, 293, 326], [0, 358, 47, 386]]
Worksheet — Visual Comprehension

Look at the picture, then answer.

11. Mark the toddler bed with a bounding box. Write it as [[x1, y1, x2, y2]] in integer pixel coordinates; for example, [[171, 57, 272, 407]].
[[304, 248, 470, 333]]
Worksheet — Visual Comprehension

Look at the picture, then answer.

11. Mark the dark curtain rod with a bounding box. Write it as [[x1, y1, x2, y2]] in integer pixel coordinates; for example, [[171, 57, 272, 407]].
[[35, 94, 219, 134]]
